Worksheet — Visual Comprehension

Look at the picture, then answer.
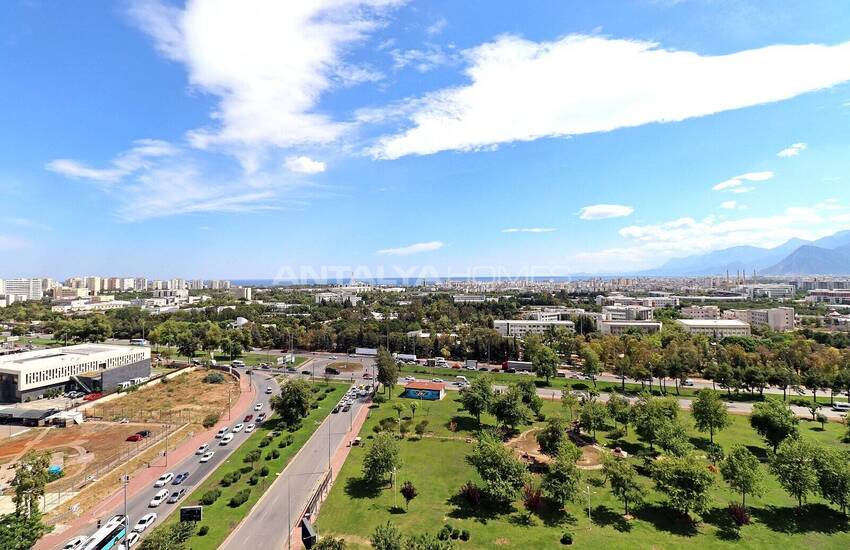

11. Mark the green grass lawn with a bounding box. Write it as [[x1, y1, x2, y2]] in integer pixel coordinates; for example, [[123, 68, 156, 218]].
[[317, 390, 850, 549], [398, 365, 849, 405], [157, 382, 348, 549]]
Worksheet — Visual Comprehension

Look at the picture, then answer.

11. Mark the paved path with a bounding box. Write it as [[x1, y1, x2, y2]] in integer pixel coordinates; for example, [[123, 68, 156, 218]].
[[221, 385, 369, 550], [37, 369, 260, 550]]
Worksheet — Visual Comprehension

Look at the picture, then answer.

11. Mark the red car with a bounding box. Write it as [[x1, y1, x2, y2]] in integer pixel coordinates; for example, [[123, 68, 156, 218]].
[[244, 414, 253, 422], [126, 434, 143, 442], [83, 392, 102, 401], [362, 372, 372, 379]]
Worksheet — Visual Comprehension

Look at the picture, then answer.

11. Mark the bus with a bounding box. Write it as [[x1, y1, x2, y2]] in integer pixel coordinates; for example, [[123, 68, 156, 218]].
[[81, 515, 126, 550]]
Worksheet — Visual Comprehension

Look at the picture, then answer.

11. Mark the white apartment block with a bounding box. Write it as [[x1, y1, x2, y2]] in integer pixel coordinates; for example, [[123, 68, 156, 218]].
[[84, 276, 102, 294], [595, 295, 680, 308], [681, 305, 721, 320], [315, 291, 362, 306], [806, 289, 850, 305], [723, 307, 795, 332], [452, 295, 487, 303], [1, 278, 44, 304], [597, 320, 663, 336], [737, 284, 794, 300], [677, 319, 751, 339], [523, 307, 587, 322], [601, 305, 654, 321], [208, 280, 232, 290], [229, 287, 252, 301], [494, 319, 575, 338]]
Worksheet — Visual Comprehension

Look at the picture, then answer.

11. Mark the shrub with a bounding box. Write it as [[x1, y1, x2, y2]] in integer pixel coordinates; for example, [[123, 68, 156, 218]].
[[240, 466, 253, 474], [259, 439, 270, 448], [202, 413, 219, 429], [451, 528, 461, 540], [415, 420, 429, 436], [373, 394, 387, 404], [316, 394, 325, 401], [197, 525, 209, 536], [219, 470, 242, 487], [460, 529, 470, 541], [199, 489, 221, 505], [203, 372, 225, 384], [310, 402, 319, 409], [325, 387, 335, 393], [437, 525, 453, 541], [522, 482, 543, 512], [728, 503, 751, 526], [260, 465, 270, 477], [249, 474, 259, 486], [312, 386, 322, 393], [228, 488, 251, 507], [460, 482, 481, 508], [561, 532, 573, 545]]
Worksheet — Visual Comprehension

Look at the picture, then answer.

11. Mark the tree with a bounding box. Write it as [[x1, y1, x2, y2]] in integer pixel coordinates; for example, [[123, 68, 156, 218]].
[[138, 521, 194, 550], [632, 395, 679, 451], [376, 347, 398, 396], [458, 376, 493, 427], [0, 512, 48, 550], [532, 344, 559, 384], [561, 391, 579, 421], [490, 388, 531, 432], [314, 537, 348, 550], [606, 393, 632, 435], [363, 433, 402, 486], [580, 346, 601, 388], [691, 390, 730, 444], [771, 438, 820, 510], [542, 444, 582, 510], [11, 450, 50, 517], [750, 399, 799, 454], [536, 415, 568, 457], [176, 331, 200, 362], [720, 445, 764, 507], [399, 480, 418, 511], [602, 456, 643, 516], [270, 379, 312, 429], [579, 399, 608, 440], [515, 379, 543, 417], [466, 431, 528, 505], [656, 419, 692, 457], [814, 447, 850, 516], [371, 521, 404, 550], [408, 401, 418, 419], [651, 454, 715, 518]]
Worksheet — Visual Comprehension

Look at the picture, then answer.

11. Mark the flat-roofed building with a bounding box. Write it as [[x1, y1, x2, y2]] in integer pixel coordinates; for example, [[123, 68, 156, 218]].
[[676, 319, 751, 339], [598, 320, 663, 336], [723, 307, 794, 332], [601, 305, 654, 321], [494, 319, 574, 338], [0, 343, 151, 402], [806, 289, 850, 305], [681, 305, 721, 319]]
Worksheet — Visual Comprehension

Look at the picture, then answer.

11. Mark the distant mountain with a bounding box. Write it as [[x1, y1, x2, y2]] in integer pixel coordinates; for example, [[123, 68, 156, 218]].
[[762, 243, 850, 276], [639, 229, 850, 276]]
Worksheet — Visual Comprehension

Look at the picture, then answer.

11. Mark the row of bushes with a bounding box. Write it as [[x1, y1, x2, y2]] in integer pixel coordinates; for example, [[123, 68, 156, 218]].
[[437, 524, 470, 542]]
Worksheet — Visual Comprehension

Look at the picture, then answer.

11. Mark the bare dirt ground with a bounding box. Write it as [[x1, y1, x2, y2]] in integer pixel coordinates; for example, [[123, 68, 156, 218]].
[[507, 428, 605, 469]]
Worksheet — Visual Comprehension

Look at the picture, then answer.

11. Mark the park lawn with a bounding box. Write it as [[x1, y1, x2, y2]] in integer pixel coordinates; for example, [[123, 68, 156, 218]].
[[158, 382, 348, 550], [398, 365, 850, 405], [317, 390, 850, 549]]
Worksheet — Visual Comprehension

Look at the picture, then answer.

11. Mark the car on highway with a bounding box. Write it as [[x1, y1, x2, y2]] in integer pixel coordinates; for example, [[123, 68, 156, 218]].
[[172, 472, 190, 485], [200, 451, 215, 463], [329, 355, 338, 360], [342, 403, 351, 412], [216, 427, 229, 438], [83, 392, 102, 401], [362, 372, 372, 379], [232, 423, 244, 433], [301, 369, 311, 375], [122, 531, 140, 548], [266, 386, 273, 394], [244, 414, 254, 422], [254, 403, 263, 411], [325, 367, 341, 375], [168, 488, 187, 503], [149, 489, 169, 507], [231, 360, 245, 367], [132, 513, 157, 533], [220, 433, 234, 445], [62, 536, 89, 550], [257, 412, 267, 422], [245, 423, 256, 433], [682, 378, 695, 387], [332, 405, 340, 414], [195, 444, 209, 455], [153, 473, 174, 487]]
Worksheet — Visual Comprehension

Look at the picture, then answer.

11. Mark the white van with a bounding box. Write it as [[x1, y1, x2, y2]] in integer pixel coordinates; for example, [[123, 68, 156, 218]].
[[832, 402, 850, 412], [215, 427, 229, 438], [231, 360, 245, 368]]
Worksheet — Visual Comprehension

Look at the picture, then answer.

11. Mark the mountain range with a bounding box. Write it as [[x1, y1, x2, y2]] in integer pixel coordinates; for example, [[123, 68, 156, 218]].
[[639, 230, 850, 276]]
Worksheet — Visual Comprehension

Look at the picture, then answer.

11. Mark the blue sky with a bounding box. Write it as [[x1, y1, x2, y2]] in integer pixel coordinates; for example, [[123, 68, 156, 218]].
[[2, 0, 850, 280]]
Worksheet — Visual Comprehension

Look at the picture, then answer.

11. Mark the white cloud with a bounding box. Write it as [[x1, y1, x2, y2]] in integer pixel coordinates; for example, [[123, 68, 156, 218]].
[[712, 171, 773, 191], [502, 228, 556, 233], [284, 156, 326, 174], [720, 200, 738, 209], [46, 139, 177, 183], [129, 0, 402, 164], [369, 35, 850, 159], [578, 204, 634, 220], [0, 235, 29, 250], [777, 142, 807, 157], [425, 17, 447, 36], [376, 241, 444, 255], [390, 45, 453, 73]]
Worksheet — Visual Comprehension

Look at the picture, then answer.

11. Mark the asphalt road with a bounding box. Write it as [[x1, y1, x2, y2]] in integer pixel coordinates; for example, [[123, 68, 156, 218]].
[[220, 384, 367, 550], [55, 369, 279, 550]]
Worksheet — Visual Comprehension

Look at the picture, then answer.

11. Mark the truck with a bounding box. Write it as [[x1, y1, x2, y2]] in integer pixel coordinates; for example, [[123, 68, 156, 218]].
[[394, 353, 417, 363], [426, 357, 448, 367], [502, 360, 534, 373], [464, 359, 478, 370]]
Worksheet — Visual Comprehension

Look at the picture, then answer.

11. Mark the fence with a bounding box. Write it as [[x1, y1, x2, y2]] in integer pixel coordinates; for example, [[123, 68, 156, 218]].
[[300, 470, 332, 525]]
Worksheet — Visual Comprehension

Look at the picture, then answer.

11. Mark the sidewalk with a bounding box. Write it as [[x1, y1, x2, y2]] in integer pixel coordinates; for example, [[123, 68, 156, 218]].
[[287, 400, 371, 550], [35, 372, 257, 550]]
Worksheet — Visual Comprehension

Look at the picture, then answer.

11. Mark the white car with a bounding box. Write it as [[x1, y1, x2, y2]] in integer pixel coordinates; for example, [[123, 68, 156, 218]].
[[329, 355, 338, 360], [244, 423, 256, 433], [200, 451, 215, 463], [149, 489, 169, 507], [431, 378, 444, 383], [132, 513, 157, 533], [232, 423, 244, 433], [403, 376, 415, 382], [254, 403, 263, 411], [216, 427, 229, 438], [266, 386, 273, 394], [153, 473, 173, 487], [62, 536, 89, 550], [220, 433, 234, 445], [196, 443, 209, 455], [124, 532, 140, 548]]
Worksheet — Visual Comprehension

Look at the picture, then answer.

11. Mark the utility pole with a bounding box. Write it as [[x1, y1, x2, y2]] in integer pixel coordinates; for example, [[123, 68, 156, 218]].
[[123, 473, 130, 538]]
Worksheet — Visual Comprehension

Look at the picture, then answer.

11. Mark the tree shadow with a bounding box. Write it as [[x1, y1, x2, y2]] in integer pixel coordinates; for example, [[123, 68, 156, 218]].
[[448, 415, 479, 433], [702, 506, 741, 542], [635, 504, 699, 537], [590, 505, 632, 533], [344, 476, 382, 499], [388, 506, 406, 514], [445, 493, 513, 524], [750, 504, 850, 534], [606, 439, 646, 458], [537, 499, 578, 528], [688, 436, 713, 453], [744, 445, 769, 462]]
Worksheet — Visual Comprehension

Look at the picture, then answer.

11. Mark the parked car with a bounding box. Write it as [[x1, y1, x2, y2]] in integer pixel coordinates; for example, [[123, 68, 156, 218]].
[[132, 513, 157, 533], [149, 489, 169, 507], [342, 404, 351, 412], [362, 372, 372, 379], [82, 392, 102, 401], [153, 473, 173, 487], [172, 472, 189, 485], [200, 451, 215, 463], [136, 430, 151, 438], [301, 370, 311, 375], [403, 376, 415, 382], [125, 434, 143, 442], [332, 405, 340, 414], [286, 366, 297, 372], [167, 488, 186, 503], [195, 444, 209, 455]]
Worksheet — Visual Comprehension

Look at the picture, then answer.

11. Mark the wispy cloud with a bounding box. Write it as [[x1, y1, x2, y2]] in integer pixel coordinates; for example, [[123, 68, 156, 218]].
[[578, 204, 634, 220], [712, 171, 773, 192], [46, 139, 177, 183], [425, 16, 447, 36], [390, 44, 454, 73], [376, 241, 444, 255], [720, 200, 738, 209], [284, 156, 326, 174], [369, 35, 850, 159], [777, 142, 807, 157], [502, 227, 556, 233]]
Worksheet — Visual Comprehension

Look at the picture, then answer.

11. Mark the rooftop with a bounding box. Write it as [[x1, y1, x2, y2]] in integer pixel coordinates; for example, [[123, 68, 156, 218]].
[[677, 319, 750, 327], [0, 343, 144, 373], [404, 381, 445, 391]]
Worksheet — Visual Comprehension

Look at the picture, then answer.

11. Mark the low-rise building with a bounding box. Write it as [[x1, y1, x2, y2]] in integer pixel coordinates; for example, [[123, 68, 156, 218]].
[[676, 319, 751, 339], [736, 284, 794, 300], [601, 305, 654, 321], [806, 289, 850, 305], [493, 319, 574, 338], [595, 295, 679, 308], [722, 307, 794, 332], [681, 305, 721, 319], [523, 307, 587, 321], [597, 320, 663, 336], [315, 292, 362, 306]]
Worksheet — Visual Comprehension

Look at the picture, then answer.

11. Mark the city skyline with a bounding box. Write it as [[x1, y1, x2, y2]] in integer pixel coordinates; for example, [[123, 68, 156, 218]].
[[3, 1, 850, 278]]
